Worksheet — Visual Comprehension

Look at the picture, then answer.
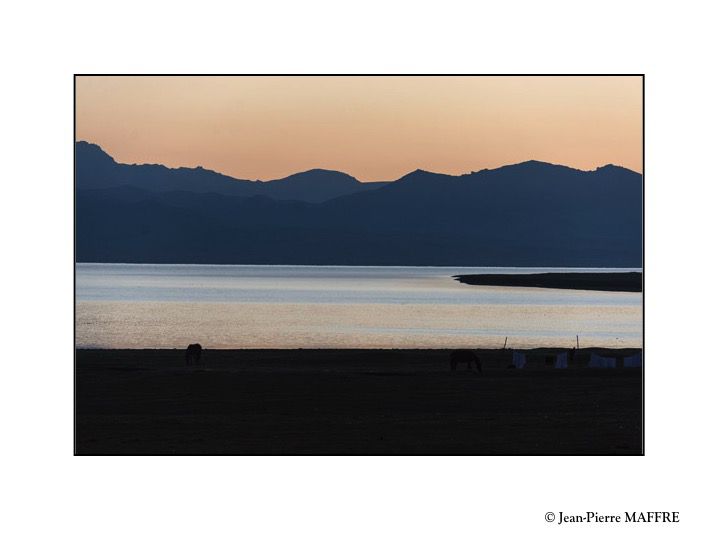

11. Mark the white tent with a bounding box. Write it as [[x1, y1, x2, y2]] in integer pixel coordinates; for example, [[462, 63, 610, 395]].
[[512, 351, 526, 369], [623, 353, 642, 368], [588, 353, 617, 368], [555, 352, 568, 369]]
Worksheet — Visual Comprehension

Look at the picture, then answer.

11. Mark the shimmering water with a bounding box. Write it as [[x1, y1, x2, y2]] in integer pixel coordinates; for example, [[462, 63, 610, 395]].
[[75, 264, 642, 349]]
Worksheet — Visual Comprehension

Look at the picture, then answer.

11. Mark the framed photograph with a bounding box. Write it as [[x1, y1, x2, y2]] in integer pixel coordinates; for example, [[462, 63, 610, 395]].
[[74, 75, 643, 455]]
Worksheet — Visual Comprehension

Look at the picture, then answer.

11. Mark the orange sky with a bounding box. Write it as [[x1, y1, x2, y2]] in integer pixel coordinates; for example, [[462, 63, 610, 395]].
[[75, 76, 642, 181]]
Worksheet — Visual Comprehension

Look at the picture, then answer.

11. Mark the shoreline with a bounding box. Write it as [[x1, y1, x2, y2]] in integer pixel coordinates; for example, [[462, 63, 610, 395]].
[[75, 346, 641, 354], [454, 272, 642, 292]]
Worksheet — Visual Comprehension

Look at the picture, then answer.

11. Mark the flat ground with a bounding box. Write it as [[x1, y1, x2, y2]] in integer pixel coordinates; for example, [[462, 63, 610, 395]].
[[75, 348, 642, 455]]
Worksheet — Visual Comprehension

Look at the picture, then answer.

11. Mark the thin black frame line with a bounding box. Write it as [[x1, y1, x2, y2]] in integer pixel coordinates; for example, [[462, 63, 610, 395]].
[[73, 75, 77, 456], [73, 73, 645, 457], [641, 74, 645, 455], [74, 73, 644, 77]]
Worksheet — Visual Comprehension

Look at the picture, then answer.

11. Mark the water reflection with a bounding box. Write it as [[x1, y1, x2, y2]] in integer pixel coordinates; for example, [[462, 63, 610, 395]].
[[76, 264, 642, 349]]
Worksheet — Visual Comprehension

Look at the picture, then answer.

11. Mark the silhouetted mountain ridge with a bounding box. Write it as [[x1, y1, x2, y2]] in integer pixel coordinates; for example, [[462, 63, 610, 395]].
[[76, 144, 642, 267], [75, 141, 388, 203]]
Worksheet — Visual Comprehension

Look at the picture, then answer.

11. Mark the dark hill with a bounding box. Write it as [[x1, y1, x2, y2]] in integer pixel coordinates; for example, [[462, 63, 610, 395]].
[[75, 141, 387, 203], [75, 146, 642, 266], [262, 169, 387, 203]]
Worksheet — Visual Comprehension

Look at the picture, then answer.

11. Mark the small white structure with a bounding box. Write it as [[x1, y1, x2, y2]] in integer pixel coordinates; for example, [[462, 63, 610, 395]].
[[623, 353, 642, 368], [555, 352, 568, 369], [588, 353, 617, 368], [512, 351, 526, 369]]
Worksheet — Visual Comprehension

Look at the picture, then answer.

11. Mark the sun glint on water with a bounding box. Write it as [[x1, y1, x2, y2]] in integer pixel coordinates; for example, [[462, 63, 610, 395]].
[[76, 264, 642, 349]]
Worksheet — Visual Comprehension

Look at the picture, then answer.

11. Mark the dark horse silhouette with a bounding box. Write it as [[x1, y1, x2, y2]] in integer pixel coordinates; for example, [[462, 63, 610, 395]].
[[450, 349, 481, 372], [185, 343, 203, 366]]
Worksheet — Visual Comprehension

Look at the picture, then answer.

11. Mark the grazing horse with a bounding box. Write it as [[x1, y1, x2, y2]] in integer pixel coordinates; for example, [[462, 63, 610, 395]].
[[185, 343, 203, 366], [449, 349, 482, 372]]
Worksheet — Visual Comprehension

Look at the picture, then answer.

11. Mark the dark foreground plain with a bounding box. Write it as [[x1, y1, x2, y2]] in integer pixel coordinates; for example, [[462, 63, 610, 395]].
[[76, 349, 642, 455], [454, 272, 642, 292]]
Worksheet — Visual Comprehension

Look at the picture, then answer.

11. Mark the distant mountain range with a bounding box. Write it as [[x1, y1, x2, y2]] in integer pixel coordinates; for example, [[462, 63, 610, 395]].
[[76, 142, 643, 266], [76, 141, 387, 203]]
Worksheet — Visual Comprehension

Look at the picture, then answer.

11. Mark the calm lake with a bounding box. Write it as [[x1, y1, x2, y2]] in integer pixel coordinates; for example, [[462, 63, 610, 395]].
[[75, 264, 642, 349]]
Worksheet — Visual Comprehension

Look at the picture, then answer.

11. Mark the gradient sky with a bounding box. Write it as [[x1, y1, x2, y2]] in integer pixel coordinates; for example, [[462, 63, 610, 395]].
[[76, 76, 642, 181]]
